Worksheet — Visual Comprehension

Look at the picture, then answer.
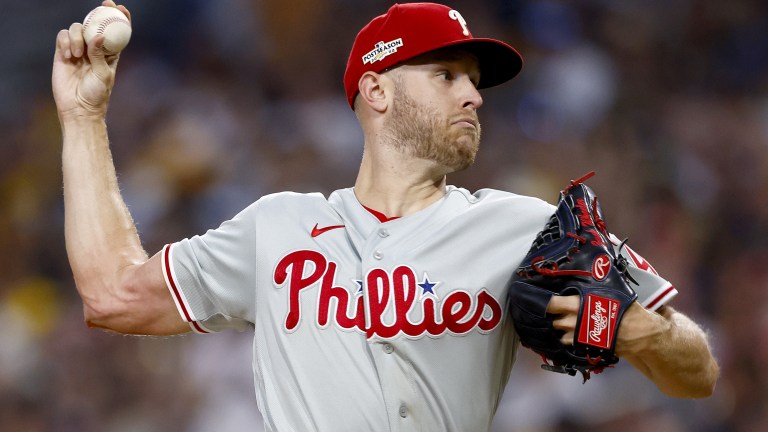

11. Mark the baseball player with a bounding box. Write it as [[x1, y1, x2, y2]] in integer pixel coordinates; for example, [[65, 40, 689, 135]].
[[53, 2, 718, 431]]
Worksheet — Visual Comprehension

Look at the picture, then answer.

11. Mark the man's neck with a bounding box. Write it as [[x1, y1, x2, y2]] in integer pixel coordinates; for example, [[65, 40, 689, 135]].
[[353, 145, 448, 218]]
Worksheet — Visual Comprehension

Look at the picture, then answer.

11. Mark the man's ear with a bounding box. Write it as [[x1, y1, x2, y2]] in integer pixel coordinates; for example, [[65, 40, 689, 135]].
[[357, 71, 389, 113]]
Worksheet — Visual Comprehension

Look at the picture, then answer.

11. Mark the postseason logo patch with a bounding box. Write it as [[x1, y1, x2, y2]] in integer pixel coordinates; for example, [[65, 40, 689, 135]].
[[577, 294, 619, 349], [362, 38, 404, 65]]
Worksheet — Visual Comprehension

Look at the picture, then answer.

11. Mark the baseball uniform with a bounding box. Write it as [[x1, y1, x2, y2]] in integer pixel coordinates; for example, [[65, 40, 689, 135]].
[[161, 186, 675, 432]]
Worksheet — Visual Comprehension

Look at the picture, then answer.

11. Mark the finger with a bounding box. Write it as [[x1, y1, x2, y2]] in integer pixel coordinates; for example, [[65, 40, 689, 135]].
[[56, 29, 72, 60], [105, 51, 121, 69], [552, 314, 577, 331], [68, 22, 85, 58], [98, 0, 131, 21], [560, 331, 575, 346], [116, 5, 132, 22], [99, 2, 132, 26], [546, 295, 580, 315]]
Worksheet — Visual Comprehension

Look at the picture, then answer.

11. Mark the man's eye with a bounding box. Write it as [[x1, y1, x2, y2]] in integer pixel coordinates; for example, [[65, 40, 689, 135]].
[[439, 71, 452, 80]]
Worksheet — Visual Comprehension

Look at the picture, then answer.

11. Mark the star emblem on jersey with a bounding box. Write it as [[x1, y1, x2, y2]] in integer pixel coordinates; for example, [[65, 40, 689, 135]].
[[311, 223, 345, 238], [418, 274, 439, 296]]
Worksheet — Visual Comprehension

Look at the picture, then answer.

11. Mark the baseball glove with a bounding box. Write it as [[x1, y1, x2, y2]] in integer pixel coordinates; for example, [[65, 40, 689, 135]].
[[508, 172, 638, 382]]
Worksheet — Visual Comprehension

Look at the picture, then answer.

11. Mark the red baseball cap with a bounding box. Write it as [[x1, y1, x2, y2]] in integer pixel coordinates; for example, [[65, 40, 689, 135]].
[[343, 2, 524, 109]]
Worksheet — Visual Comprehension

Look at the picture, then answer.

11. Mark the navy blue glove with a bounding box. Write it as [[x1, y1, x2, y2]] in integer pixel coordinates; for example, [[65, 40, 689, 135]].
[[508, 172, 638, 382]]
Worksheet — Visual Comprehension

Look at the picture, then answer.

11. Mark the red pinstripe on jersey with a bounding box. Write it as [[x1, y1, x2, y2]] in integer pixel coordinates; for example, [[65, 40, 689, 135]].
[[645, 286, 677, 310], [162, 244, 209, 334]]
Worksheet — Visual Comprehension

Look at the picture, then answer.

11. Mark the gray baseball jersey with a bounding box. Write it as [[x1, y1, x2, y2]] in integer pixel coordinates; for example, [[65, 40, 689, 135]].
[[161, 186, 675, 432]]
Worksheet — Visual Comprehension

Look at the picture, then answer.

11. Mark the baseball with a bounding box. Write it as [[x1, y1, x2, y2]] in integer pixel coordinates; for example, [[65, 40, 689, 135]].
[[82, 6, 132, 55]]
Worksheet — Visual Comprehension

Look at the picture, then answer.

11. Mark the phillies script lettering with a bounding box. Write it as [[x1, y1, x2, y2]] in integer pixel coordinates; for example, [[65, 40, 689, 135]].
[[273, 250, 502, 339]]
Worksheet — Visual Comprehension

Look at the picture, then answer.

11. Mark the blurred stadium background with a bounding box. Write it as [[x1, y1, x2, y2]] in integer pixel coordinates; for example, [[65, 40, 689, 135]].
[[1, 0, 767, 430]]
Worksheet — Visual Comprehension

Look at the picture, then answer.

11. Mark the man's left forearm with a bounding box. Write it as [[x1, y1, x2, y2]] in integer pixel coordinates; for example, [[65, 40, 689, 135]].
[[618, 304, 719, 398]]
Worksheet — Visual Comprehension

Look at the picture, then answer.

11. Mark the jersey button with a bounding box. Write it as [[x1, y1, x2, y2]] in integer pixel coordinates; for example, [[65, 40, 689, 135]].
[[378, 228, 389, 238], [399, 404, 408, 418], [383, 343, 394, 354], [373, 250, 383, 260]]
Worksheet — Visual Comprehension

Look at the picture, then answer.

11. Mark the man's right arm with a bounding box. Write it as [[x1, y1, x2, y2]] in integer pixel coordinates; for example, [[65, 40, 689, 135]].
[[55, 2, 189, 336]]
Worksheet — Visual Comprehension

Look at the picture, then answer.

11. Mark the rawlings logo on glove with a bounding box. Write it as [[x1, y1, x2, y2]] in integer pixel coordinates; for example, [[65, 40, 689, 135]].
[[508, 172, 638, 382]]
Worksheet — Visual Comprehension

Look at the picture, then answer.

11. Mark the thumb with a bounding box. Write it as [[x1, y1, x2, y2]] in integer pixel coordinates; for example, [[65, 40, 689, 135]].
[[86, 35, 116, 81], [75, 34, 117, 111]]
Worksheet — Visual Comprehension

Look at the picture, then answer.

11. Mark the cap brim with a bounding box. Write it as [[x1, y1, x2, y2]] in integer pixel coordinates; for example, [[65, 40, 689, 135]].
[[422, 38, 523, 90], [448, 38, 523, 89]]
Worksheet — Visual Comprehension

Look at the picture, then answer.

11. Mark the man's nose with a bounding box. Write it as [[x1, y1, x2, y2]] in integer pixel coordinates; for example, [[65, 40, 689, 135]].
[[461, 78, 483, 110]]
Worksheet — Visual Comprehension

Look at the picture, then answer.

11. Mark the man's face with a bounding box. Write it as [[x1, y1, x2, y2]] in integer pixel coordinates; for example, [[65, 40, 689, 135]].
[[382, 49, 483, 173]]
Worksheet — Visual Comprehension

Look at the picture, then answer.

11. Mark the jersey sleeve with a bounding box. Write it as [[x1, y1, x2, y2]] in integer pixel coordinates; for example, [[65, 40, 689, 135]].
[[608, 233, 678, 311], [162, 202, 260, 333]]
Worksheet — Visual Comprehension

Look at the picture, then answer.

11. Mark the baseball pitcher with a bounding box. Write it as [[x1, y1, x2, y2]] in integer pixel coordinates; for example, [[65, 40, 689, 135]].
[[53, 1, 719, 431]]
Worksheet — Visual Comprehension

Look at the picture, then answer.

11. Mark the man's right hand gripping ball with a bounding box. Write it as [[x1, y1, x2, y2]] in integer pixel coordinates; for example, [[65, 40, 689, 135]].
[[52, 1, 131, 120], [508, 172, 638, 382]]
